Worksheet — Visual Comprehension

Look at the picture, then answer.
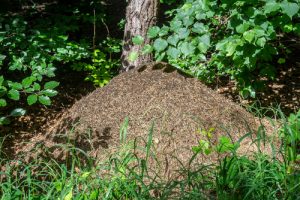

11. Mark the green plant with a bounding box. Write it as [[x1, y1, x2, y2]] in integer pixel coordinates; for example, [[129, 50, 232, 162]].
[[280, 110, 300, 174], [145, 0, 300, 98], [71, 37, 121, 87], [0, 16, 90, 124], [191, 109, 300, 199]]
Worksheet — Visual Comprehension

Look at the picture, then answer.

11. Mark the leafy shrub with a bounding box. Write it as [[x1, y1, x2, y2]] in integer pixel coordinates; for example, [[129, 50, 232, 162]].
[[0, 16, 90, 124], [147, 0, 300, 98]]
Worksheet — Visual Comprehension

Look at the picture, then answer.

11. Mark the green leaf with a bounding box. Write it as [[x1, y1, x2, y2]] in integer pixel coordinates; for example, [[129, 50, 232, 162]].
[[8, 89, 20, 100], [42, 89, 58, 97], [0, 99, 7, 107], [147, 26, 160, 38], [132, 35, 144, 45], [153, 38, 168, 52], [11, 82, 23, 90], [33, 83, 41, 91], [281, 2, 299, 19], [176, 28, 190, 39], [198, 34, 210, 46], [256, 37, 266, 47], [155, 52, 166, 61], [128, 51, 139, 62], [44, 81, 59, 90], [39, 95, 51, 106], [264, 2, 280, 14], [64, 188, 73, 200], [142, 44, 153, 54], [180, 42, 195, 57], [192, 22, 206, 34], [10, 108, 26, 117], [27, 94, 38, 105], [22, 76, 36, 88], [0, 117, 10, 125], [217, 136, 236, 153], [278, 58, 286, 64], [159, 25, 169, 36], [167, 35, 180, 46], [243, 30, 255, 43], [167, 47, 181, 59], [236, 23, 250, 34]]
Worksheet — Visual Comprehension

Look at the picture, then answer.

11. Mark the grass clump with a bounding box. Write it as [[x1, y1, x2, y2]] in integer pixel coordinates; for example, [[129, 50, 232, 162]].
[[0, 109, 299, 199]]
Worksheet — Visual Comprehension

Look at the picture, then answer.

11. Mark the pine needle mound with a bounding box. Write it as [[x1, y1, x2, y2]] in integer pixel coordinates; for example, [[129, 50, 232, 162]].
[[19, 62, 272, 175]]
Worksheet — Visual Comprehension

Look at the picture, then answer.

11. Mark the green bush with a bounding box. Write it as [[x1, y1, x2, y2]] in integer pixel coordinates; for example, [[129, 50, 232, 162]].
[[147, 0, 300, 98], [0, 16, 90, 124]]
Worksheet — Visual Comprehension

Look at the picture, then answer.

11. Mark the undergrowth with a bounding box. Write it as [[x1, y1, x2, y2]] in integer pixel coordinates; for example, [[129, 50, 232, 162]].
[[0, 109, 299, 199]]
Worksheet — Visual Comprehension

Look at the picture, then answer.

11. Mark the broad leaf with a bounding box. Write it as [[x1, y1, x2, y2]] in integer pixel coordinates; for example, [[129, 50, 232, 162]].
[[167, 47, 181, 59], [0, 99, 6, 107], [153, 38, 168, 52], [281, 1, 299, 19], [39, 95, 51, 105], [8, 89, 20, 100], [44, 81, 60, 90], [147, 26, 160, 38], [10, 108, 26, 117], [27, 94, 38, 105]]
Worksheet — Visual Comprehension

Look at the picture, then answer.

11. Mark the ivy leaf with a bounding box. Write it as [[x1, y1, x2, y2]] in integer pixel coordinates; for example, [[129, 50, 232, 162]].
[[132, 35, 144, 45], [256, 37, 266, 47], [44, 81, 59, 90], [159, 25, 169, 36], [281, 1, 299, 19], [198, 34, 210, 46], [167, 35, 180, 46], [167, 47, 181, 59], [236, 23, 250, 34], [142, 44, 153, 54], [243, 30, 255, 43], [153, 38, 168, 52], [155, 52, 166, 61], [264, 2, 280, 14], [176, 28, 190, 39], [147, 26, 160, 38], [0, 99, 7, 107], [42, 89, 58, 97], [27, 94, 38, 105], [10, 108, 26, 117], [192, 22, 206, 34], [8, 89, 20, 100], [128, 51, 139, 62], [180, 42, 195, 57], [39, 95, 51, 106]]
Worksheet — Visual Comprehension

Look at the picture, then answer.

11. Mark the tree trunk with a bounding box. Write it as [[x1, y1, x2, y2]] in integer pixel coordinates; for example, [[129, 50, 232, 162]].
[[121, 0, 159, 72]]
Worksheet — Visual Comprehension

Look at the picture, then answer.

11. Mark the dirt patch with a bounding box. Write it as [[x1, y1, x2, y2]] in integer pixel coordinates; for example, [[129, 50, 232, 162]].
[[8, 62, 276, 178]]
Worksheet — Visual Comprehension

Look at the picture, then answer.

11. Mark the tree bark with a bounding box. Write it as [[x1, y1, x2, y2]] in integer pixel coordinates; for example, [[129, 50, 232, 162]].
[[121, 0, 159, 72]]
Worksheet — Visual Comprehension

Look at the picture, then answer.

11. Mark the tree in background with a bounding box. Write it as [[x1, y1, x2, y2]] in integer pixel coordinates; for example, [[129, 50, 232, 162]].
[[121, 0, 159, 71]]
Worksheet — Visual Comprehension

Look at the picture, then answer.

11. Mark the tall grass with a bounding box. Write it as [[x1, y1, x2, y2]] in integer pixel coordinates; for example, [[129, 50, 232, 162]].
[[0, 109, 299, 199]]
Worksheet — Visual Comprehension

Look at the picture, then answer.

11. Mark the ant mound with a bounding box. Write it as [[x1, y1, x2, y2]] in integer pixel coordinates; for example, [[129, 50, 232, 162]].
[[18, 63, 273, 177]]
